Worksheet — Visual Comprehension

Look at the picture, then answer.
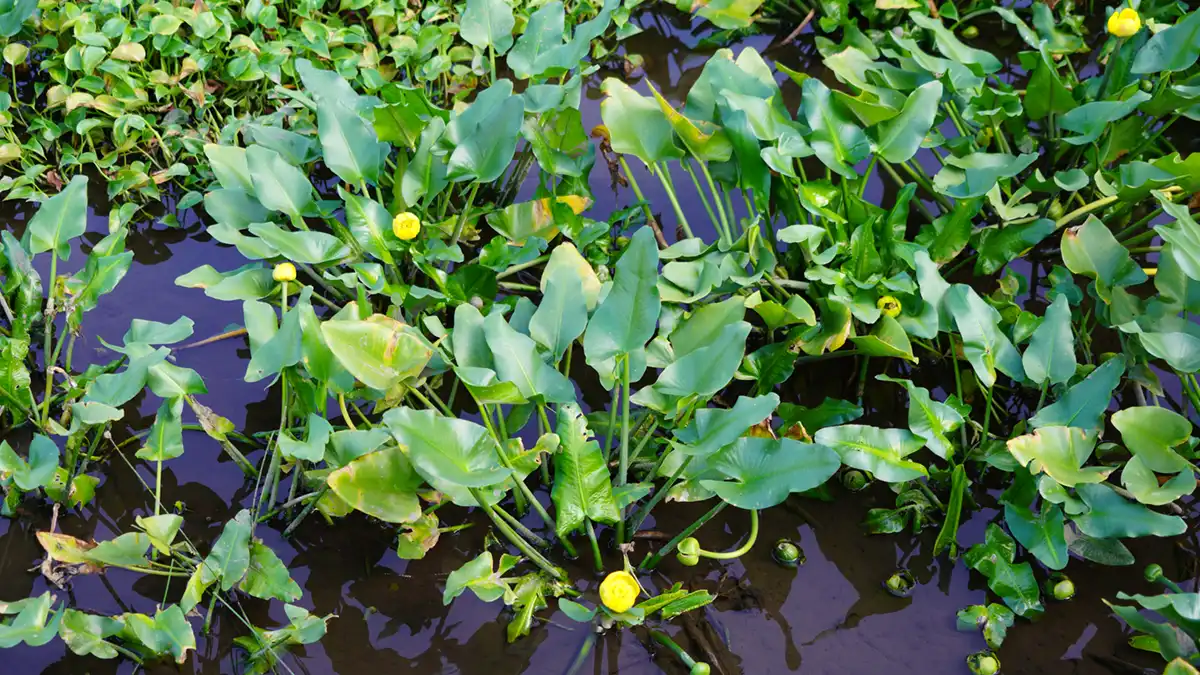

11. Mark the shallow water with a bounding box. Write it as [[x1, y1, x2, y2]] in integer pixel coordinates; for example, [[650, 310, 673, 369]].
[[2, 8, 1195, 675]]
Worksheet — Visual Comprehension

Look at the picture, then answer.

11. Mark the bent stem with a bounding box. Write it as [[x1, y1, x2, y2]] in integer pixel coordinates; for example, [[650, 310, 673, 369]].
[[649, 629, 702, 671], [693, 509, 759, 560], [471, 487, 565, 580], [640, 500, 728, 571]]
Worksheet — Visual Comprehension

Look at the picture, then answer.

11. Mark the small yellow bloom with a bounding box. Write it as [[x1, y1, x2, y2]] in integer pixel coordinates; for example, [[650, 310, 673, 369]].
[[273, 262, 296, 282], [1107, 7, 1141, 38], [877, 295, 901, 318], [598, 570, 640, 613], [392, 212, 421, 241], [1143, 267, 1157, 277]]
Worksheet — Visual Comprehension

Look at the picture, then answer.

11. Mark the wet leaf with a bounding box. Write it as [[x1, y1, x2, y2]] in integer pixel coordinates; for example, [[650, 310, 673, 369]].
[[701, 437, 841, 509], [552, 404, 619, 537], [0, 592, 61, 648], [876, 376, 963, 459], [120, 605, 195, 664], [1003, 503, 1068, 570], [0, 435, 59, 491], [814, 424, 926, 482], [1007, 426, 1112, 487], [327, 444, 423, 523], [322, 314, 433, 391], [382, 407, 509, 501], [60, 609, 123, 659], [241, 540, 301, 603]]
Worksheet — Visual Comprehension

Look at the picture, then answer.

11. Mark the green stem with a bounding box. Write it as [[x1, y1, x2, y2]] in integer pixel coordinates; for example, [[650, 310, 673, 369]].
[[616, 354, 632, 543], [40, 252, 58, 427], [449, 182, 481, 249], [695, 509, 758, 560], [619, 156, 655, 229], [681, 159, 725, 243], [980, 384, 995, 443], [640, 501, 728, 571], [1054, 195, 1119, 229], [585, 519, 603, 573], [628, 456, 691, 535], [695, 158, 732, 243], [949, 335, 968, 448], [652, 163, 694, 239], [494, 505, 551, 549], [649, 630, 700, 670], [471, 488, 564, 580]]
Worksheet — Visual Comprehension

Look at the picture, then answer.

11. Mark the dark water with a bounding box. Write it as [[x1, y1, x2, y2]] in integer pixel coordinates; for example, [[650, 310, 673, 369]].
[[2, 8, 1194, 675]]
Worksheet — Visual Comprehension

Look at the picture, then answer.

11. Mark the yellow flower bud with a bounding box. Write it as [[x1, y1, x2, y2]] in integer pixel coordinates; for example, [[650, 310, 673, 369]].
[[1107, 7, 1141, 38], [598, 570, 640, 613], [273, 262, 296, 282], [392, 212, 421, 241], [877, 295, 902, 318]]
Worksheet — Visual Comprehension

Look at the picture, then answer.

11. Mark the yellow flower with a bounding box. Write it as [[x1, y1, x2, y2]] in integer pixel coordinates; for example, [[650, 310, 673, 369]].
[[272, 262, 296, 282], [877, 295, 901, 318], [1107, 7, 1141, 38], [598, 570, 640, 613], [392, 212, 421, 241]]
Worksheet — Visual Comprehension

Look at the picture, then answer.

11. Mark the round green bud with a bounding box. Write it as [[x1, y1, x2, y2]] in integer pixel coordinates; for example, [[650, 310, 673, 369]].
[[841, 469, 868, 492], [1047, 200, 1065, 220], [884, 570, 915, 597], [1145, 563, 1164, 583], [1141, 79, 1155, 92], [690, 664, 711, 675], [616, 236, 631, 249], [772, 539, 803, 568], [968, 652, 1001, 675], [1053, 578, 1075, 601], [961, 25, 980, 39], [677, 537, 701, 567]]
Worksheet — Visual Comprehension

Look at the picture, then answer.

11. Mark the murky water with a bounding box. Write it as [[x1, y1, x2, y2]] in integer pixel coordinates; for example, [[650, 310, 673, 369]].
[[3, 8, 1195, 675]]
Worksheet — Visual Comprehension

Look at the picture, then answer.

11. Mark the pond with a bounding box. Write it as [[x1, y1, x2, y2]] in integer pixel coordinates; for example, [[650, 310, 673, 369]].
[[2, 3, 1199, 675]]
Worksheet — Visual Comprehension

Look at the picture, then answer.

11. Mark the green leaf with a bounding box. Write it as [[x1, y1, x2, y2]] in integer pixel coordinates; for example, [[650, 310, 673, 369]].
[[328, 444, 424, 523], [1132, 9, 1200, 74], [1073, 483, 1187, 538], [444, 551, 518, 605], [674, 394, 779, 458], [0, 592, 61, 648], [850, 314, 916, 362], [1112, 406, 1193, 473], [1003, 503, 1068, 570], [0, 0, 36, 38], [876, 375, 963, 459], [246, 145, 313, 220], [0, 436, 58, 491], [639, 321, 751, 401], [1022, 294, 1076, 386], [872, 81, 942, 163], [396, 513, 441, 560], [963, 524, 1043, 618], [933, 464, 967, 556], [247, 222, 350, 265], [933, 153, 1036, 199], [207, 509, 253, 591], [321, 314, 433, 390], [583, 227, 660, 372], [945, 284, 1024, 388], [599, 78, 683, 164], [383, 407, 509, 501], [120, 605, 195, 664], [60, 610, 123, 659], [530, 265, 588, 362], [340, 187, 395, 265], [507, 1, 565, 79], [910, 12, 1002, 74], [1058, 92, 1151, 145], [242, 540, 302, 603], [700, 437, 841, 509], [318, 98, 386, 186], [136, 514, 183, 556], [460, 0, 515, 54], [444, 81, 525, 184], [813, 424, 927, 482], [484, 311, 574, 403], [802, 78, 870, 178], [1006, 426, 1113, 487], [26, 175, 88, 260], [1030, 356, 1125, 430], [956, 603, 1015, 650], [135, 397, 184, 462], [243, 293, 304, 383], [552, 403, 620, 537], [1061, 216, 1147, 295], [204, 144, 253, 193], [278, 413, 333, 463]]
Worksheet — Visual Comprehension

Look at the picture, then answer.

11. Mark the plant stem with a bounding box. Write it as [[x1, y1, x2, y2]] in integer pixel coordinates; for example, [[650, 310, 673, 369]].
[[980, 384, 995, 443], [40, 253, 57, 427], [649, 630, 701, 671], [1054, 195, 1119, 229], [616, 354, 632, 543], [695, 158, 732, 242], [494, 505, 551, 549], [471, 488, 565, 580], [619, 156, 655, 229], [628, 456, 691, 535], [949, 335, 968, 448], [585, 519, 603, 573], [640, 501, 728, 571], [695, 509, 758, 560], [449, 182, 480, 248], [651, 163, 694, 239]]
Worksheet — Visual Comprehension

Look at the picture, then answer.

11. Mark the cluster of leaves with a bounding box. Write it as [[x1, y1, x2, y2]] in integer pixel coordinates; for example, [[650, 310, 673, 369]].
[[5, 0, 1200, 672], [0, 0, 641, 203]]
